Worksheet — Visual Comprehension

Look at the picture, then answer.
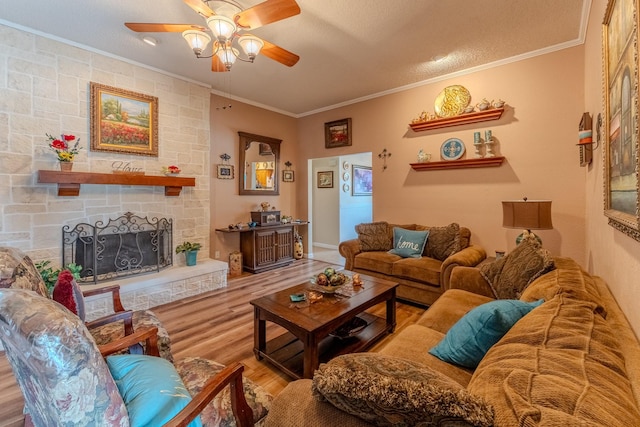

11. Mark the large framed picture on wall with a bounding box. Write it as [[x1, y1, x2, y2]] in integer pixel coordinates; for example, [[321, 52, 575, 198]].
[[603, 0, 640, 242]]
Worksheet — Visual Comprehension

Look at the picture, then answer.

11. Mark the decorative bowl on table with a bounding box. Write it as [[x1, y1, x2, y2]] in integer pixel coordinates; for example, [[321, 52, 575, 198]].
[[310, 268, 349, 293]]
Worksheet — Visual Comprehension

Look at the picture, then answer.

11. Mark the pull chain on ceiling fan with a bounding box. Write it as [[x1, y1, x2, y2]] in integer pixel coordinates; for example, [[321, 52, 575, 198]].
[[125, 0, 300, 72]]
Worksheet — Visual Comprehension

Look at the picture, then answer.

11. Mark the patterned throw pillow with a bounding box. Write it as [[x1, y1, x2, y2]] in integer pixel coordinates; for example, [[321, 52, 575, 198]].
[[388, 227, 429, 258], [480, 235, 555, 299], [355, 221, 391, 251], [312, 353, 494, 427], [423, 222, 461, 261], [52, 270, 86, 321]]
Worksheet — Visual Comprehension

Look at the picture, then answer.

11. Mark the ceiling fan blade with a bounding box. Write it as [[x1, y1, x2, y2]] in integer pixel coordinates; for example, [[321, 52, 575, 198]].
[[212, 55, 229, 72], [125, 23, 206, 32], [184, 0, 216, 18], [235, 0, 301, 30], [257, 36, 299, 67]]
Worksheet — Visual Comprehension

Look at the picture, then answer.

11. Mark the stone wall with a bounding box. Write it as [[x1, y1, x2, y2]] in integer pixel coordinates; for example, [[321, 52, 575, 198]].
[[0, 24, 212, 271]]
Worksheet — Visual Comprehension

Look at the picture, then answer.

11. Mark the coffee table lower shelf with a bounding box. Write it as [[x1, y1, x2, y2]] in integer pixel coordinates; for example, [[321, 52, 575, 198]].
[[256, 312, 389, 379]]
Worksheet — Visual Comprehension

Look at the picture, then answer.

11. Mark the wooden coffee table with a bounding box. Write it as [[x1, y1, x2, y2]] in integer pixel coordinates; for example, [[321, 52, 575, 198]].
[[250, 273, 398, 379]]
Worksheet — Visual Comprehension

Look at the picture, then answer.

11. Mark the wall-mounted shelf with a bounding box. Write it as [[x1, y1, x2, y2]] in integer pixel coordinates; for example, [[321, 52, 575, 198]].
[[410, 156, 505, 171], [409, 107, 505, 132], [38, 170, 196, 196]]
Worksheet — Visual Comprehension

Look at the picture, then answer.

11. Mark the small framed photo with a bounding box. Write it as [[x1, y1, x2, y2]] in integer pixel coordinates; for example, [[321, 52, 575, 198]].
[[283, 170, 295, 182], [324, 118, 352, 148], [352, 165, 372, 196], [317, 171, 334, 188], [217, 164, 234, 179]]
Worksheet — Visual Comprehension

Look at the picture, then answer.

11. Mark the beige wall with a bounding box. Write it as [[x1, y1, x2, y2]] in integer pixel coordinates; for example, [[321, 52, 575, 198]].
[[209, 94, 298, 261], [584, 0, 640, 337], [0, 24, 211, 267], [296, 47, 587, 265]]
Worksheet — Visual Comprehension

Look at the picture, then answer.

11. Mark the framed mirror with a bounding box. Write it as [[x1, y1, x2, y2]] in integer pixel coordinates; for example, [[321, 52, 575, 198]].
[[239, 131, 281, 195]]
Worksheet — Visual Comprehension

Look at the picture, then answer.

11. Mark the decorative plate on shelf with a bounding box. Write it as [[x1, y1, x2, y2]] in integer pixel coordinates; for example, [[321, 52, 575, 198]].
[[434, 85, 471, 118], [440, 138, 466, 161]]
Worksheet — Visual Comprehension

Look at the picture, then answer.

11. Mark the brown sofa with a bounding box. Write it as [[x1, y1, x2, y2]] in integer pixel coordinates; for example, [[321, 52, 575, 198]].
[[265, 257, 640, 426], [339, 222, 486, 306]]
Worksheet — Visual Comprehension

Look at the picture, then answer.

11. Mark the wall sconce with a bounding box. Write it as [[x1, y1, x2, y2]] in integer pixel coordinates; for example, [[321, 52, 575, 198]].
[[577, 112, 598, 167], [378, 148, 392, 170]]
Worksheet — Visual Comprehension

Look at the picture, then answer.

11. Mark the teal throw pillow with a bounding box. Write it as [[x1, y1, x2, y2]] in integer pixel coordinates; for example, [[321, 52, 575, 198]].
[[429, 299, 544, 368], [388, 227, 429, 258], [106, 354, 202, 427]]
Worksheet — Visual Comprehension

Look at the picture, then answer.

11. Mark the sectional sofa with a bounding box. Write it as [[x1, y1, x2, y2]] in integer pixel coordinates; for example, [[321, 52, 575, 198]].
[[265, 256, 640, 426]]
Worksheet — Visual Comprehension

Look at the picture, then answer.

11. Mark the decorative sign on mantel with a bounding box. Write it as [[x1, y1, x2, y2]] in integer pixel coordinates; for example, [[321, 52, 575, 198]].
[[112, 161, 145, 175]]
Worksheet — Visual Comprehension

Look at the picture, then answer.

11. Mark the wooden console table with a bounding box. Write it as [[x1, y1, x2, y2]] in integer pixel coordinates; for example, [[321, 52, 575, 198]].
[[216, 222, 309, 273]]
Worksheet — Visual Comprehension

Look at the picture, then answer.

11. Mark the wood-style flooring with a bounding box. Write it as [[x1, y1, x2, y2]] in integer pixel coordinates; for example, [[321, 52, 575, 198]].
[[0, 258, 425, 426]]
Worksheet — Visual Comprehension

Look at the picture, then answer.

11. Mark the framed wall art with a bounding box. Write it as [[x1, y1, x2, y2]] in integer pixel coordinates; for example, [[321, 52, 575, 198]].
[[217, 164, 234, 179], [324, 118, 352, 148], [352, 165, 372, 196], [603, 0, 640, 241], [90, 82, 159, 157], [283, 170, 295, 182], [317, 171, 333, 188]]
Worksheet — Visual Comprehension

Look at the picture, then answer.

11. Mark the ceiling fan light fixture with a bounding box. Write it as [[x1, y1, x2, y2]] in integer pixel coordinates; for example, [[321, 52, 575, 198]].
[[216, 45, 239, 70], [238, 35, 264, 61], [182, 30, 212, 56], [207, 15, 237, 42]]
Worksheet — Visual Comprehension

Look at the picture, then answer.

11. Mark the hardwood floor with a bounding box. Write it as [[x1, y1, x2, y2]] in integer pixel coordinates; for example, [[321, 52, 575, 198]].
[[0, 258, 425, 426]]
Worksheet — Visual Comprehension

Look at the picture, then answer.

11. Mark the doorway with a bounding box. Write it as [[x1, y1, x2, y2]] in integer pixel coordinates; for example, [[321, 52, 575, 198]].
[[307, 152, 372, 265]]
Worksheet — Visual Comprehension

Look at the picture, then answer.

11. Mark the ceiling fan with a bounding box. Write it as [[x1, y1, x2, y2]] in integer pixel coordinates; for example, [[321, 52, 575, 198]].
[[125, 0, 300, 72]]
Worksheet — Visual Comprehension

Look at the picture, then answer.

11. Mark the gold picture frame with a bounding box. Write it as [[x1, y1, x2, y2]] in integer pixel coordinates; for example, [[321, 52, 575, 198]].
[[324, 118, 352, 148], [603, 0, 640, 241], [317, 171, 333, 188], [90, 82, 159, 157]]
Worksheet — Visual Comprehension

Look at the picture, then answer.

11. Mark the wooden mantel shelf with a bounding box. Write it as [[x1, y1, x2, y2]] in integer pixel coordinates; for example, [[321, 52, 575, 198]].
[[409, 107, 505, 132], [38, 170, 196, 197], [410, 156, 505, 171]]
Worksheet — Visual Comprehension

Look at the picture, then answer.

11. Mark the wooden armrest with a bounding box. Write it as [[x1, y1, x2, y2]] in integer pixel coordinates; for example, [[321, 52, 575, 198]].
[[82, 284, 126, 312], [86, 310, 135, 336], [164, 362, 254, 427], [99, 326, 160, 357]]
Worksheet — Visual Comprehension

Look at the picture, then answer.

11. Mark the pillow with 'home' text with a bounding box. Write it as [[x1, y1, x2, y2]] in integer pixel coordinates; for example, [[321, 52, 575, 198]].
[[388, 227, 429, 258]]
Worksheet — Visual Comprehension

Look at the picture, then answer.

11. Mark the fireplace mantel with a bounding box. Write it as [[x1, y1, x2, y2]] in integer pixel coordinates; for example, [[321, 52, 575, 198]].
[[38, 170, 196, 196]]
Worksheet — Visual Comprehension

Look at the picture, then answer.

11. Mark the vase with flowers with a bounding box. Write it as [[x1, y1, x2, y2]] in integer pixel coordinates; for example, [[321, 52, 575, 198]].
[[47, 133, 81, 171]]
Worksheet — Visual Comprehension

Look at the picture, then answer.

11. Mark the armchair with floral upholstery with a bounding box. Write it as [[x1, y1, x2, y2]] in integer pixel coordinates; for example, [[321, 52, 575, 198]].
[[0, 288, 273, 426], [0, 246, 172, 361]]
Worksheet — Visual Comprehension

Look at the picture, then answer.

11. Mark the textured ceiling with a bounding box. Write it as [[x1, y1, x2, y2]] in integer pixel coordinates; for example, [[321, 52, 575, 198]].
[[0, 0, 589, 116]]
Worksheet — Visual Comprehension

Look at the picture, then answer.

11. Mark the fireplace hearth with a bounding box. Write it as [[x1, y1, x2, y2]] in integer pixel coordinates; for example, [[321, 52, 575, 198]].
[[63, 212, 172, 284]]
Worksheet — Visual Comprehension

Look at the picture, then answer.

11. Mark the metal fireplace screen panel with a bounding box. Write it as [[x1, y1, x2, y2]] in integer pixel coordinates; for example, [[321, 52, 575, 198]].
[[63, 212, 173, 284]]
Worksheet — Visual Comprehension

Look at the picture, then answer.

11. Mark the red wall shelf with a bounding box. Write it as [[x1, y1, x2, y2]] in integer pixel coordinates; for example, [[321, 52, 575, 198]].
[[410, 156, 505, 171], [409, 107, 505, 132]]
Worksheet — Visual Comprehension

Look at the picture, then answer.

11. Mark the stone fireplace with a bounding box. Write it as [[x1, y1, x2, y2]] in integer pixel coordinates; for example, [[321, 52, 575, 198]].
[[61, 212, 229, 321]]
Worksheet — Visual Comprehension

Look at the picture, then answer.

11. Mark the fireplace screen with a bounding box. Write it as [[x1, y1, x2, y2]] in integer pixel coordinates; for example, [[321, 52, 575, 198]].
[[63, 212, 173, 284]]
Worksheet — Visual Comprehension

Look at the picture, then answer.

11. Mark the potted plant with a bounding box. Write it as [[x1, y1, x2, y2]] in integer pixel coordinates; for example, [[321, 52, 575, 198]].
[[176, 241, 201, 266]]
